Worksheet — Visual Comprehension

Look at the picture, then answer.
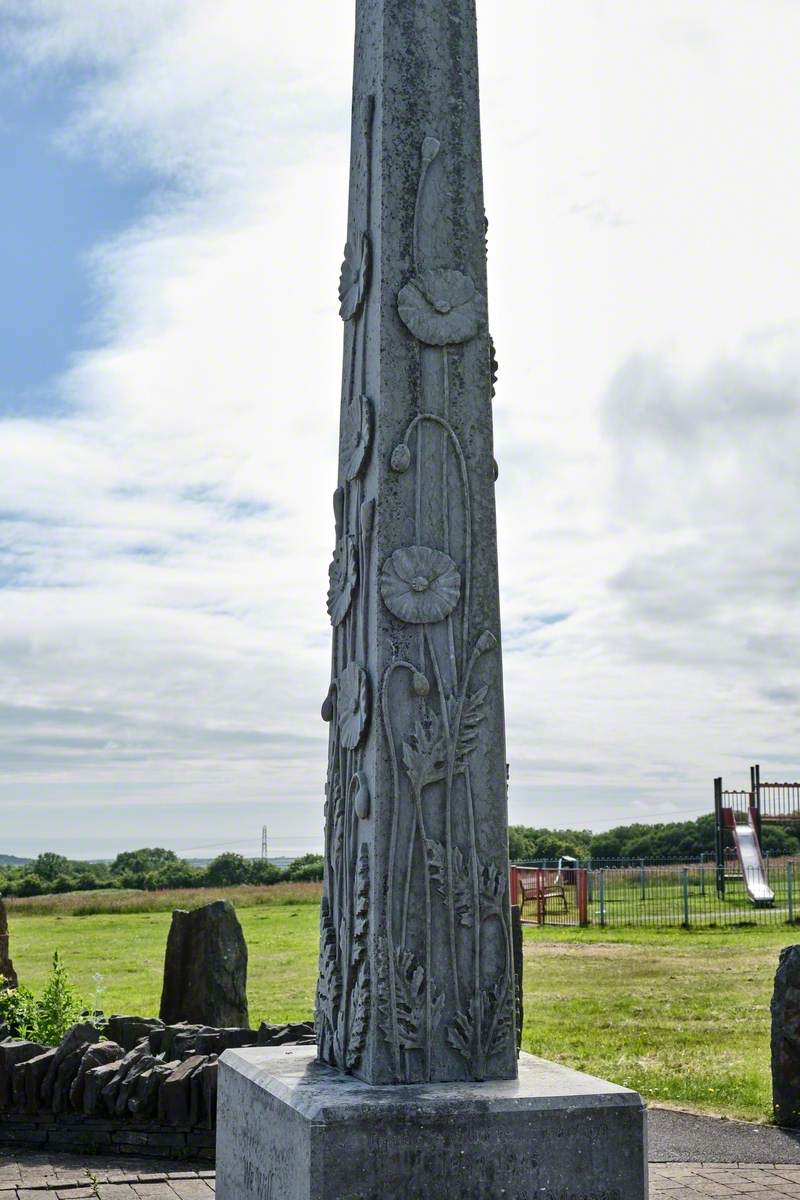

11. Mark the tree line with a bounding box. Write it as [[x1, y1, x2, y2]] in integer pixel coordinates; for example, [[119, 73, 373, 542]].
[[510, 813, 800, 864], [0, 848, 325, 898]]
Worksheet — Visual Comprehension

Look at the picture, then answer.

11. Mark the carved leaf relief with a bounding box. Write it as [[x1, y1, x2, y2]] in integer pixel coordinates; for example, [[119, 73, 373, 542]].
[[338, 233, 370, 322], [327, 534, 357, 627], [342, 394, 374, 482], [337, 661, 370, 750], [402, 713, 447, 792]]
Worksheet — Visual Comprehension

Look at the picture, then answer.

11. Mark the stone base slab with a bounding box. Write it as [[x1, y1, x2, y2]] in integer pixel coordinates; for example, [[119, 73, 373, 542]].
[[216, 1046, 647, 1199]]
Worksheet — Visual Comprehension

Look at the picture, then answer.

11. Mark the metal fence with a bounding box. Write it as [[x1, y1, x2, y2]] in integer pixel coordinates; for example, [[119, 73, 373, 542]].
[[511, 859, 800, 929]]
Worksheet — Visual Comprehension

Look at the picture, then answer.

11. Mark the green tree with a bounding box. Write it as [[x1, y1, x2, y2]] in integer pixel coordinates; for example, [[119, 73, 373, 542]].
[[111, 848, 178, 876], [32, 852, 70, 881], [204, 853, 251, 887]]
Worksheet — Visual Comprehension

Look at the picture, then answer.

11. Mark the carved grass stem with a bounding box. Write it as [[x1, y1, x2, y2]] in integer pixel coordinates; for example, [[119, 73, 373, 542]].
[[403, 412, 472, 681], [464, 766, 484, 1079], [411, 782, 434, 1081], [423, 625, 460, 1012], [441, 350, 458, 689], [380, 659, 418, 1081]]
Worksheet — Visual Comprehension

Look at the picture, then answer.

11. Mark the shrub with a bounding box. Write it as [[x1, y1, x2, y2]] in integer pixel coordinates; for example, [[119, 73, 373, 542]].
[[26, 952, 93, 1045], [0, 981, 37, 1038], [285, 853, 325, 882]]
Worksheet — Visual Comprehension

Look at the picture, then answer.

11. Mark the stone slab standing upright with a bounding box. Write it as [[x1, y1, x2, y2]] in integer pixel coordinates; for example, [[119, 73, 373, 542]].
[[218, 0, 647, 1194], [772, 944, 800, 1125], [0, 898, 17, 989], [160, 900, 248, 1028]]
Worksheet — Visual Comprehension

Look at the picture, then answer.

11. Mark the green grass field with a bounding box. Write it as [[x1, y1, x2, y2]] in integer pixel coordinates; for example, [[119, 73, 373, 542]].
[[5, 886, 791, 1122]]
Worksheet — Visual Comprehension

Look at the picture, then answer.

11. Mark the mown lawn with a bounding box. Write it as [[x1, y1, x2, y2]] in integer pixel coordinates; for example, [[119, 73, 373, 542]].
[[5, 889, 792, 1121]]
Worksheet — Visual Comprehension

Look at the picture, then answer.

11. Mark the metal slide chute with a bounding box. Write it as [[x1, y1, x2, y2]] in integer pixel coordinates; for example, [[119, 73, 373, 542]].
[[731, 808, 775, 907]]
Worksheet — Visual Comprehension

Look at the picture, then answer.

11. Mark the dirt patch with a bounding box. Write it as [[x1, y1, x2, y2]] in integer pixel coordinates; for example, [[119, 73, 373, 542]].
[[525, 941, 642, 959]]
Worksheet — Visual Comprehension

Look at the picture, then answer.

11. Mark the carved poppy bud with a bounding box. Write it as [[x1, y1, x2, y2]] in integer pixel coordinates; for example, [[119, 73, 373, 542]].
[[412, 672, 431, 697], [321, 687, 335, 723], [352, 771, 371, 820], [391, 443, 411, 473], [476, 630, 498, 656], [360, 497, 376, 538], [421, 136, 441, 164]]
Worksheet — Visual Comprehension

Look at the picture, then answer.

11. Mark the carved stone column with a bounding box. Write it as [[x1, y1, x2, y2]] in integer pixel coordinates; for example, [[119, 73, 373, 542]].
[[317, 0, 515, 1087], [216, 4, 648, 1194]]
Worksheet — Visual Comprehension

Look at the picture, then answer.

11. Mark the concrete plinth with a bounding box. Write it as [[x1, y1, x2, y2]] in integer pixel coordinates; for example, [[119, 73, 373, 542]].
[[216, 1046, 647, 1200]]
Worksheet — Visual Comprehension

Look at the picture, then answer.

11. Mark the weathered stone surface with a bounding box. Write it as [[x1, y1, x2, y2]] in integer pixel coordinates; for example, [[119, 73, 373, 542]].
[[69, 1040, 123, 1111], [317, 0, 515, 1090], [105, 1015, 164, 1052], [41, 1023, 100, 1106], [189, 1057, 218, 1129], [217, 1045, 648, 1200], [256, 1020, 315, 1047], [82, 1059, 123, 1115], [172, 1025, 256, 1058], [128, 1059, 175, 1118], [159, 1054, 207, 1126], [149, 1022, 203, 1058], [772, 944, 800, 1125], [0, 898, 17, 989], [13, 1048, 57, 1113], [0, 1041, 46, 1109], [50, 1043, 90, 1114], [512, 903, 523, 1052], [159, 901, 248, 1028]]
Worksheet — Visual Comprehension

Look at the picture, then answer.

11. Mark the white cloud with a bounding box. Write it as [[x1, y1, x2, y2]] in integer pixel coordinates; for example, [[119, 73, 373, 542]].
[[1, 0, 799, 855]]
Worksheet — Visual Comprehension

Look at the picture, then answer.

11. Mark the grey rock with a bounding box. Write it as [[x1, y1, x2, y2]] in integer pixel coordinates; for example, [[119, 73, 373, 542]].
[[772, 944, 800, 1125], [13, 1047, 57, 1113], [0, 898, 17, 989], [0, 1040, 46, 1109], [69, 1040, 123, 1110], [190, 1056, 218, 1129], [150, 1022, 203, 1059], [41, 1022, 100, 1105], [317, 0, 515, 1088], [105, 1015, 164, 1052], [217, 1045, 647, 1200], [173, 1025, 257, 1058], [256, 1020, 315, 1047], [113, 1050, 157, 1116], [159, 1054, 208, 1125], [159, 901, 248, 1028], [82, 1059, 123, 1115], [128, 1059, 175, 1119], [98, 1040, 150, 1115], [50, 1042, 90, 1114]]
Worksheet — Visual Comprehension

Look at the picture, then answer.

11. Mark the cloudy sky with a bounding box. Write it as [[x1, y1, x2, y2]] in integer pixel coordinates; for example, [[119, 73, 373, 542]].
[[0, 0, 797, 859]]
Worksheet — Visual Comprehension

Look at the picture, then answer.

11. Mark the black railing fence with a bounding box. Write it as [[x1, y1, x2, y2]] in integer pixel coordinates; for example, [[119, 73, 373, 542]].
[[511, 859, 800, 929]]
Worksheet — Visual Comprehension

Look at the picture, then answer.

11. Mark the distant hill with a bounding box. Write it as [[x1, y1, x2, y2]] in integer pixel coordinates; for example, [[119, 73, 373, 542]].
[[0, 855, 30, 866]]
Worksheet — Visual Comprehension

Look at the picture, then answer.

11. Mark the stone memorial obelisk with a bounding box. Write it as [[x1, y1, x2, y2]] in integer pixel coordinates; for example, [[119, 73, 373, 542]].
[[217, 1, 647, 1195]]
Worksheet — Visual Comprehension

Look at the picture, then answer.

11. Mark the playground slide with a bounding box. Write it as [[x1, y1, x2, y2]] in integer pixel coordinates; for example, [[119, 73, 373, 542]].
[[732, 811, 775, 906]]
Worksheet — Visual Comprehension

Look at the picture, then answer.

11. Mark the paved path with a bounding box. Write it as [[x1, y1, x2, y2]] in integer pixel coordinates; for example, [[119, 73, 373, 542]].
[[5, 1108, 800, 1198], [0, 1155, 214, 1198]]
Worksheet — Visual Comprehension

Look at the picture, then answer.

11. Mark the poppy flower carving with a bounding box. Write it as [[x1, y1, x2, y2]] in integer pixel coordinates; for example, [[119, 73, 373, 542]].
[[327, 534, 357, 627], [342, 394, 373, 481], [380, 545, 461, 625], [397, 268, 486, 346], [339, 233, 370, 321], [337, 661, 370, 750]]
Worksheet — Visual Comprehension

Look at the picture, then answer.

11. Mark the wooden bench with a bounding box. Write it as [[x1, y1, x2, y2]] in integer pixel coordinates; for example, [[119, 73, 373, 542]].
[[518, 870, 568, 924]]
